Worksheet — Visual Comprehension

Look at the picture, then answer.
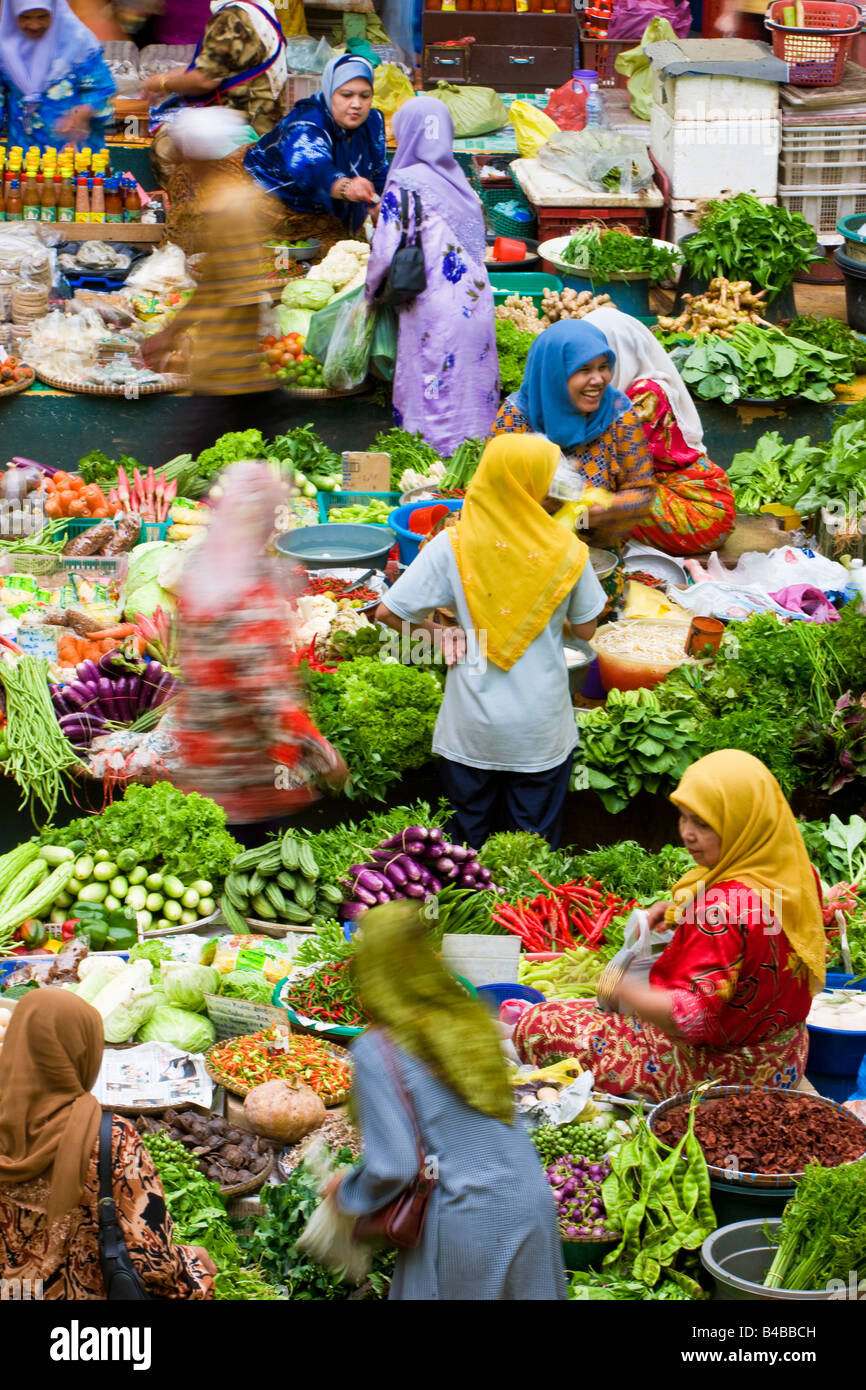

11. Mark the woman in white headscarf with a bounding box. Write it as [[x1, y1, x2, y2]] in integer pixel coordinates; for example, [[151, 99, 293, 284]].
[[584, 306, 736, 557], [146, 1, 288, 185], [244, 52, 387, 253], [0, 0, 116, 151]]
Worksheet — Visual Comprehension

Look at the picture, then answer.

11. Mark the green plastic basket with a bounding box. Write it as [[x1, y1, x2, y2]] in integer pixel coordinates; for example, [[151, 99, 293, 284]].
[[61, 517, 169, 544], [488, 271, 563, 313], [317, 490, 400, 525], [483, 184, 537, 240]]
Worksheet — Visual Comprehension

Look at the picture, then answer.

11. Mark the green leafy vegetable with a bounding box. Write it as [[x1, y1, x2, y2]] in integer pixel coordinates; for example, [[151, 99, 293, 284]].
[[572, 690, 702, 813], [681, 194, 821, 298], [788, 419, 866, 517], [569, 1270, 699, 1299], [727, 431, 824, 513], [567, 842, 693, 907], [787, 314, 866, 376], [764, 1160, 866, 1290], [77, 450, 139, 489], [137, 1003, 215, 1051], [196, 430, 267, 481], [372, 428, 441, 490], [495, 317, 536, 395], [673, 322, 848, 404], [561, 228, 680, 281], [218, 969, 275, 1004]]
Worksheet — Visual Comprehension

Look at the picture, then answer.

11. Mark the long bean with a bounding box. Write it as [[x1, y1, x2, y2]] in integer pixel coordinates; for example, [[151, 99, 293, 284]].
[[0, 656, 82, 824], [0, 518, 66, 556]]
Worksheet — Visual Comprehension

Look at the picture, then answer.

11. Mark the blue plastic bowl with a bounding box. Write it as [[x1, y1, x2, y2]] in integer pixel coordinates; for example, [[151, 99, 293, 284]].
[[476, 982, 545, 1013], [806, 972, 866, 1077], [387, 499, 464, 565], [274, 523, 395, 570]]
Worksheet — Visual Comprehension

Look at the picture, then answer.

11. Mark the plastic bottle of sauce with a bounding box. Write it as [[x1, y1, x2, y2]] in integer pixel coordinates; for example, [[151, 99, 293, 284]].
[[74, 175, 90, 223], [41, 172, 58, 222], [22, 172, 40, 221], [90, 176, 105, 223], [123, 178, 141, 223], [6, 180, 23, 221], [104, 177, 123, 223], [57, 174, 75, 223]]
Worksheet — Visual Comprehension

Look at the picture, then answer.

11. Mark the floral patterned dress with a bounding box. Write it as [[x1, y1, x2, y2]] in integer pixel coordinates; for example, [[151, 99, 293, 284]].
[[0, 46, 115, 152], [0, 1117, 212, 1299], [365, 184, 500, 457], [627, 379, 736, 557], [514, 882, 812, 1102]]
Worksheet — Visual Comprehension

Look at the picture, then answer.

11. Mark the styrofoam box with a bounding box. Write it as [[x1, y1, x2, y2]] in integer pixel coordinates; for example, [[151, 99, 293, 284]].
[[651, 107, 779, 201], [652, 70, 780, 123]]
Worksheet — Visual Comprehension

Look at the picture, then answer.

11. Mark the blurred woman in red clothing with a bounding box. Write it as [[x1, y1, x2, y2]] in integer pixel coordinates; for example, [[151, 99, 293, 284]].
[[168, 460, 346, 839]]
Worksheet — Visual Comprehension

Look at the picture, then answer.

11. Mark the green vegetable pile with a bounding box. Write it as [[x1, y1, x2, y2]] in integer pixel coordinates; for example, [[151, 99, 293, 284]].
[[800, 813, 866, 885], [77, 449, 140, 490], [141, 1130, 281, 1300], [477, 831, 574, 904], [764, 1160, 866, 1291], [673, 322, 848, 404], [787, 315, 866, 377], [327, 499, 393, 525], [441, 437, 485, 491], [372, 428, 441, 491], [681, 194, 821, 299], [495, 318, 536, 396], [727, 431, 824, 513], [196, 430, 268, 483], [568, 841, 693, 908], [600, 1102, 715, 1295], [572, 686, 702, 813], [237, 1150, 393, 1300], [43, 781, 241, 886], [308, 657, 443, 800], [560, 228, 680, 282], [569, 1270, 697, 1299]]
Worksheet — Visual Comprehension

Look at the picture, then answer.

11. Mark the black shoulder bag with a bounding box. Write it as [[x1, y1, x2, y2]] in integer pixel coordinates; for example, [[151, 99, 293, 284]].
[[97, 1112, 152, 1300], [378, 189, 426, 307]]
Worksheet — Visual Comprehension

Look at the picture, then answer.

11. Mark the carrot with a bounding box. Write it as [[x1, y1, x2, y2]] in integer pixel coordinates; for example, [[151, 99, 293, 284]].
[[85, 624, 137, 640], [67, 499, 88, 517], [44, 497, 62, 518], [58, 634, 83, 665]]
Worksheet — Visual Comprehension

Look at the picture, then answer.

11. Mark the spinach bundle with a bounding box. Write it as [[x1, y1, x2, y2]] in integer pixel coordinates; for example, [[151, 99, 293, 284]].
[[561, 228, 680, 282], [727, 432, 823, 513], [673, 322, 848, 404], [787, 314, 866, 376], [681, 194, 821, 298]]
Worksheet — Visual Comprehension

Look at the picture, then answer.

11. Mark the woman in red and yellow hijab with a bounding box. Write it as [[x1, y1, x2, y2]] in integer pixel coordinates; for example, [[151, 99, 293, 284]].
[[515, 751, 825, 1100]]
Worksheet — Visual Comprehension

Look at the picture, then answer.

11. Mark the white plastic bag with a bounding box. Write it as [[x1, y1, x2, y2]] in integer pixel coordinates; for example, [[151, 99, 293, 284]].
[[295, 1140, 371, 1284], [322, 292, 375, 392]]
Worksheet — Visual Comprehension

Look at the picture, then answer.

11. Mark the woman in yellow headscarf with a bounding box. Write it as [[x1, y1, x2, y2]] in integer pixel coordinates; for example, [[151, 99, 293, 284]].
[[375, 434, 606, 847], [514, 751, 825, 1101]]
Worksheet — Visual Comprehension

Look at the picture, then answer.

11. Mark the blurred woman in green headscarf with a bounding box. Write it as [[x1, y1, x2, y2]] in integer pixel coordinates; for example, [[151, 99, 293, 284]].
[[331, 902, 567, 1301]]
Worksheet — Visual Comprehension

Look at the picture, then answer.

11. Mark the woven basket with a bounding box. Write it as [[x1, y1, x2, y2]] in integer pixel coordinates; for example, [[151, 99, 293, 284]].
[[204, 1035, 352, 1107], [35, 368, 189, 397], [0, 371, 35, 398], [279, 381, 368, 400]]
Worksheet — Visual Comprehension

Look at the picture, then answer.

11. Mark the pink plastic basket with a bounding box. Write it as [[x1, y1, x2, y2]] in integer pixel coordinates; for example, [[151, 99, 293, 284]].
[[765, 1, 862, 85]]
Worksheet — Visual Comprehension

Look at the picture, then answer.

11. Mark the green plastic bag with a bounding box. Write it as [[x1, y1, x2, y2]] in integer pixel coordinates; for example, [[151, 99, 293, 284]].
[[614, 17, 676, 122], [307, 285, 397, 384], [306, 285, 360, 366], [433, 82, 508, 138]]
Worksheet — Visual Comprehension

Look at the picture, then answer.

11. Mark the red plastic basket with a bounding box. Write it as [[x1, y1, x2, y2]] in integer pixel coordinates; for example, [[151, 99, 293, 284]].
[[578, 23, 633, 89], [765, 1, 862, 85], [537, 205, 649, 244]]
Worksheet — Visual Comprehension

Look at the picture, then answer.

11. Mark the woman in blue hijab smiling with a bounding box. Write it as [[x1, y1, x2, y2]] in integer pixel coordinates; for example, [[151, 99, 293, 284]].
[[489, 319, 655, 540], [244, 52, 387, 253]]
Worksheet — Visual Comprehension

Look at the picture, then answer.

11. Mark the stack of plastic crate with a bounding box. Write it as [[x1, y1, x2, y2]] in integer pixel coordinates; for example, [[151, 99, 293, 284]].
[[778, 112, 866, 241]]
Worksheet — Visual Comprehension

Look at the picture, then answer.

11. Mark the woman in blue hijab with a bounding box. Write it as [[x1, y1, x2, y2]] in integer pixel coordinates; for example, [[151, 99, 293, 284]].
[[489, 319, 655, 540], [244, 53, 387, 252]]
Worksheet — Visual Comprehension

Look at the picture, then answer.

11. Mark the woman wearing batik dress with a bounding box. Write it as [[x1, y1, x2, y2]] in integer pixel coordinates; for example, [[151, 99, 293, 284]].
[[364, 95, 499, 458], [515, 751, 826, 1101]]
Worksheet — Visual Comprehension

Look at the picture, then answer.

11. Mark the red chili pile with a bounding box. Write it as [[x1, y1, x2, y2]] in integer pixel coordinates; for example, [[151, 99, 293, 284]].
[[291, 567, 379, 605], [653, 1090, 866, 1174], [492, 872, 634, 952]]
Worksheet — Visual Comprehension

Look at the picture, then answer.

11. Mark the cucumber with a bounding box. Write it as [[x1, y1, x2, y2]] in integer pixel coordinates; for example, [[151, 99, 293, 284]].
[[257, 847, 283, 875], [145, 871, 164, 891], [128, 866, 148, 886], [78, 881, 108, 903], [191, 880, 213, 897], [295, 880, 316, 910], [297, 842, 319, 880], [264, 881, 287, 916], [276, 870, 297, 892], [110, 876, 129, 899], [248, 869, 267, 896], [232, 845, 272, 871], [224, 877, 250, 913], [179, 910, 197, 925], [198, 896, 215, 917], [104, 895, 121, 912], [94, 850, 112, 864], [162, 875, 186, 900], [318, 883, 343, 905], [181, 888, 200, 911], [92, 861, 117, 882], [250, 892, 277, 921], [164, 900, 183, 922], [74, 856, 94, 881], [220, 893, 249, 934], [279, 901, 312, 924], [39, 845, 76, 866], [116, 849, 138, 874], [126, 885, 148, 912], [66, 839, 87, 854], [230, 872, 250, 898], [145, 892, 165, 913], [280, 836, 300, 872]]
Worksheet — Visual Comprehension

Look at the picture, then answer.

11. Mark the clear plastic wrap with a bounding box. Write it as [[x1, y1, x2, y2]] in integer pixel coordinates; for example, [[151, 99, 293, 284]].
[[538, 130, 655, 196]]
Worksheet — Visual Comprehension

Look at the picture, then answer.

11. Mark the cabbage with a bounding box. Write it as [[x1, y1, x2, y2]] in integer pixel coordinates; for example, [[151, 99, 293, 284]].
[[275, 307, 313, 338], [281, 278, 333, 311], [161, 962, 220, 1012], [137, 1005, 216, 1053], [76, 964, 116, 1005], [218, 970, 273, 1004], [90, 960, 157, 1044], [125, 541, 176, 624]]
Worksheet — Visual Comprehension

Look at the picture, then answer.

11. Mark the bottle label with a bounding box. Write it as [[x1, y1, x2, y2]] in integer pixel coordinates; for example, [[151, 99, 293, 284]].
[[6, 212, 22, 221], [58, 206, 74, 222], [40, 207, 57, 223], [23, 207, 40, 221], [106, 211, 123, 223], [90, 211, 105, 223]]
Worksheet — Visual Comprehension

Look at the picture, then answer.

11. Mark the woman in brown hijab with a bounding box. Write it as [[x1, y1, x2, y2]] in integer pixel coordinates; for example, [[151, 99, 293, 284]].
[[0, 990, 213, 1300]]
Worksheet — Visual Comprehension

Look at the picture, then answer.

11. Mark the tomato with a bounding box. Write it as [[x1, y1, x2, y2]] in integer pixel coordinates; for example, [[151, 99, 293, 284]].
[[266, 347, 282, 365], [281, 351, 294, 366], [262, 335, 277, 349]]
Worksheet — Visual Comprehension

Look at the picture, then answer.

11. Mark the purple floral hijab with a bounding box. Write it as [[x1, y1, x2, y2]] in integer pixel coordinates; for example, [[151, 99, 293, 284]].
[[387, 96, 486, 263]]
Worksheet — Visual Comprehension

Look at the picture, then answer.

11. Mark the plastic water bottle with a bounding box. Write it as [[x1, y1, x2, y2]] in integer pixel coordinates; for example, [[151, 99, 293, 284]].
[[585, 83, 604, 127]]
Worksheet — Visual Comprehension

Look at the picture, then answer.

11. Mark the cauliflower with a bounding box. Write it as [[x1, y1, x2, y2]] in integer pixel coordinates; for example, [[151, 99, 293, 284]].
[[295, 594, 338, 646], [314, 240, 370, 291]]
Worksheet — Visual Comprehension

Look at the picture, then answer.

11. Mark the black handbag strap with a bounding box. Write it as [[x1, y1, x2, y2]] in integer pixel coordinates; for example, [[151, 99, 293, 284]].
[[97, 1112, 125, 1264], [398, 189, 423, 254], [375, 1031, 426, 1172]]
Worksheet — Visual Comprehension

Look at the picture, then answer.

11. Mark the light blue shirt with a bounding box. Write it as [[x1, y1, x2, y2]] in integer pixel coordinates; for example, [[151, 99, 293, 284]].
[[383, 531, 606, 774]]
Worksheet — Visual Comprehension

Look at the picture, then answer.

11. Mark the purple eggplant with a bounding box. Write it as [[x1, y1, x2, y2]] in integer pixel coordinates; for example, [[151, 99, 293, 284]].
[[341, 901, 367, 920], [403, 882, 426, 899], [60, 684, 94, 714], [414, 865, 433, 887], [149, 670, 178, 709], [476, 867, 493, 884], [427, 875, 442, 894], [380, 827, 429, 851], [96, 676, 119, 722], [395, 854, 422, 883], [369, 849, 394, 864], [138, 662, 166, 711], [76, 660, 102, 688], [59, 713, 106, 746], [460, 875, 477, 889], [445, 845, 473, 864], [385, 860, 408, 889], [433, 858, 457, 877], [403, 842, 426, 859], [98, 651, 134, 679], [353, 868, 386, 895], [462, 861, 482, 878], [352, 884, 378, 907], [426, 827, 444, 844], [375, 890, 392, 905]]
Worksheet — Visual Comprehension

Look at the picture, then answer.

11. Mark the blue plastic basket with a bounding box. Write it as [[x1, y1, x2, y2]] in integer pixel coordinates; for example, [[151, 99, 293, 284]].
[[806, 972, 866, 1079], [477, 982, 545, 1013], [387, 499, 464, 565], [316, 490, 400, 525]]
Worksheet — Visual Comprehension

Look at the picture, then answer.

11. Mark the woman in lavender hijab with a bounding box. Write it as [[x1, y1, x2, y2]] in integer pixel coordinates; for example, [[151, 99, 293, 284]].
[[365, 96, 499, 457]]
